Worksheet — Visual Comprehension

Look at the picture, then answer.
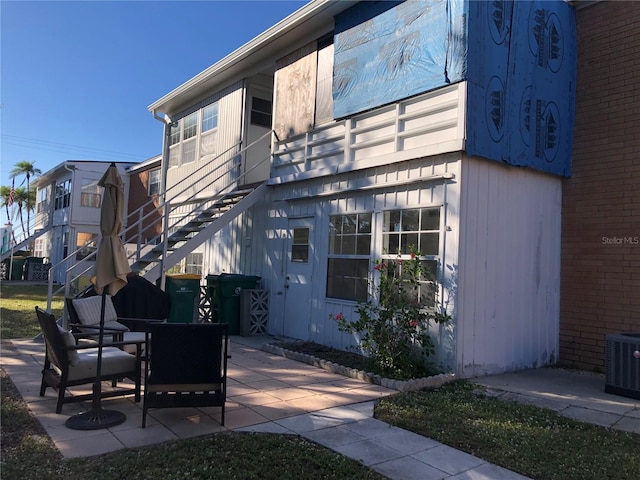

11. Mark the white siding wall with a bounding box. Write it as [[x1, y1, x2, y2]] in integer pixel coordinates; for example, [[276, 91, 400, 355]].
[[166, 81, 245, 202], [249, 153, 462, 372], [456, 156, 561, 377]]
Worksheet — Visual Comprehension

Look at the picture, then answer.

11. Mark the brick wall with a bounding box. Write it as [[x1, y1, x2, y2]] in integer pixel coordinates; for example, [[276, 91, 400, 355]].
[[126, 169, 163, 244], [560, 2, 640, 371]]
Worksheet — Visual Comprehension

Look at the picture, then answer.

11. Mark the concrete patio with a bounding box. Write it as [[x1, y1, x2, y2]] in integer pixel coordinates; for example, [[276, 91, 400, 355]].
[[2, 335, 396, 458]]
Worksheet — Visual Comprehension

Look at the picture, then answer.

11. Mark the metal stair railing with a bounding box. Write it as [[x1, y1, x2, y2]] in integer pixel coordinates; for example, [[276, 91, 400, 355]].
[[0, 209, 51, 262], [124, 131, 273, 280], [46, 130, 274, 309]]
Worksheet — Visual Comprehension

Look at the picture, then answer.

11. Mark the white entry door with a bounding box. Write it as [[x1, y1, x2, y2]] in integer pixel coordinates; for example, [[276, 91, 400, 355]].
[[283, 217, 315, 340]]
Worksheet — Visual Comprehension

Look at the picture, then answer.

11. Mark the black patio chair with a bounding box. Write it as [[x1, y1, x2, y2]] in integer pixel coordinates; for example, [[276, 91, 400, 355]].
[[142, 322, 229, 427], [35, 306, 143, 414]]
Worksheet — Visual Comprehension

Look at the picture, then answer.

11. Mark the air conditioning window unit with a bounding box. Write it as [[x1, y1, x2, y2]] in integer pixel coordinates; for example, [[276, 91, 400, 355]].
[[605, 332, 640, 400]]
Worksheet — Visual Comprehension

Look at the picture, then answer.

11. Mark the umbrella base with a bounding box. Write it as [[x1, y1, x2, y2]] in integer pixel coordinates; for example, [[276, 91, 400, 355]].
[[66, 408, 126, 430]]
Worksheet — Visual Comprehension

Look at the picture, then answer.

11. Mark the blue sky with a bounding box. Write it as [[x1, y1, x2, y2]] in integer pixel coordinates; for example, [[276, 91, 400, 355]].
[[0, 0, 306, 225]]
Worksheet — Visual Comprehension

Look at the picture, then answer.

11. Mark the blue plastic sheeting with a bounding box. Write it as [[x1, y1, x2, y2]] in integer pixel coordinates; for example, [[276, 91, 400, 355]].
[[332, 0, 576, 178], [333, 0, 467, 119], [465, 0, 576, 177]]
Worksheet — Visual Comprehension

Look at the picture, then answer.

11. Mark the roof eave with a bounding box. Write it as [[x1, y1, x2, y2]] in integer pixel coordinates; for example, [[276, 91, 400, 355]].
[[148, 0, 354, 116]]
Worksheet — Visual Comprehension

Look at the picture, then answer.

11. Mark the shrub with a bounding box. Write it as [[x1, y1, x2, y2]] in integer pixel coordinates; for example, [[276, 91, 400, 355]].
[[332, 249, 450, 379]]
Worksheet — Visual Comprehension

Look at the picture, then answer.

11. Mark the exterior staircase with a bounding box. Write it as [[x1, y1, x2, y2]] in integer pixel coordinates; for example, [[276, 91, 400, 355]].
[[131, 183, 267, 283], [44, 131, 272, 310]]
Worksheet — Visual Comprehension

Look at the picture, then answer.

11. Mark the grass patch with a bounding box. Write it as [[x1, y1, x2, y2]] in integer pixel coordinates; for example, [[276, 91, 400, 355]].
[[1, 284, 64, 339], [375, 381, 640, 480], [0, 370, 384, 480]]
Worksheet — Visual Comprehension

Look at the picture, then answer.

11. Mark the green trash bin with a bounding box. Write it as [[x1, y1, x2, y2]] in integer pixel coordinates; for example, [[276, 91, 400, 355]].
[[205, 274, 220, 322], [165, 274, 201, 323], [214, 274, 260, 335], [9, 257, 26, 280]]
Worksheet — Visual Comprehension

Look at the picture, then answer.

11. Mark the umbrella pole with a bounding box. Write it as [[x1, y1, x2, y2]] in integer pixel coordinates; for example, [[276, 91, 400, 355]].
[[65, 289, 127, 430]]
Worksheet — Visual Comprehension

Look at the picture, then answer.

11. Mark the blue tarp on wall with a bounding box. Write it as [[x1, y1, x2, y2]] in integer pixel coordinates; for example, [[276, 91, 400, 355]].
[[465, 0, 576, 177], [333, 0, 467, 119], [333, 0, 576, 177]]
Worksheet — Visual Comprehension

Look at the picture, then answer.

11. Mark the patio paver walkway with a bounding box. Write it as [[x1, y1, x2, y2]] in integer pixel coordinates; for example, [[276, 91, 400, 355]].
[[2, 336, 532, 479]]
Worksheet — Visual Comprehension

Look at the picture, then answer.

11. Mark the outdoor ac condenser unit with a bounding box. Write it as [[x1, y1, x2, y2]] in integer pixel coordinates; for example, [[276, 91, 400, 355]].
[[605, 332, 640, 400]]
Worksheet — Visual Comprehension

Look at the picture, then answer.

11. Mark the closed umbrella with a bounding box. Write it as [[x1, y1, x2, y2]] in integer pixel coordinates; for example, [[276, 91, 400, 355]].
[[66, 163, 132, 430]]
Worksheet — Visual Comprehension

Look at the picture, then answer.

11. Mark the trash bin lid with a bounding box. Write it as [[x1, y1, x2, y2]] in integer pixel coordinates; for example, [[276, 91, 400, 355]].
[[166, 274, 201, 280]]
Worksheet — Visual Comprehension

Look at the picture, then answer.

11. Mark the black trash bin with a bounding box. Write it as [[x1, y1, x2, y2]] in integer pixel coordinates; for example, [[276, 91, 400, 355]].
[[213, 274, 260, 335], [165, 274, 201, 323]]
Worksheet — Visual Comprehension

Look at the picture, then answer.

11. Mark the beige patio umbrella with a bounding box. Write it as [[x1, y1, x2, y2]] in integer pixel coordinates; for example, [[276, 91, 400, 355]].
[[66, 163, 132, 430]]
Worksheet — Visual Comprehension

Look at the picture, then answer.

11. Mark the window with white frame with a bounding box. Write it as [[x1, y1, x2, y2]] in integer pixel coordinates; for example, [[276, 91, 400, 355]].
[[326, 213, 372, 302], [148, 169, 161, 196], [54, 179, 71, 210], [80, 179, 101, 208], [202, 103, 218, 133], [36, 185, 50, 214], [185, 252, 203, 275], [381, 207, 441, 308], [168, 101, 221, 168], [182, 112, 197, 164]]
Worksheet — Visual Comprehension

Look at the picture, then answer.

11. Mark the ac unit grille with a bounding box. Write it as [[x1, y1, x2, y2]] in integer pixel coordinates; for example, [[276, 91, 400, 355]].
[[605, 332, 640, 400]]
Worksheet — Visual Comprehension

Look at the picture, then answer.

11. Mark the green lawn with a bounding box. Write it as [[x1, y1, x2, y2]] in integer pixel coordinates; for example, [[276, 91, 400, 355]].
[[1, 284, 64, 340]]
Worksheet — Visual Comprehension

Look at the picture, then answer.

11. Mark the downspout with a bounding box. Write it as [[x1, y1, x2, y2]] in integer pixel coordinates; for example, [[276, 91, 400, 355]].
[[153, 110, 172, 290]]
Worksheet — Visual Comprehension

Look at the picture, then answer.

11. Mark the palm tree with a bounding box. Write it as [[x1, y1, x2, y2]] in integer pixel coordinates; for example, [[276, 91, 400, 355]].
[[10, 161, 41, 237], [12, 187, 29, 239], [0, 185, 12, 225]]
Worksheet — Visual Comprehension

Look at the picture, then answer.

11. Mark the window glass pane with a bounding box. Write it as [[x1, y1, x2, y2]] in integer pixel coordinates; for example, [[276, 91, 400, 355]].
[[80, 179, 101, 208], [292, 245, 308, 262], [291, 227, 309, 262], [251, 97, 272, 127], [148, 169, 161, 195], [356, 235, 370, 255], [183, 112, 197, 140], [400, 232, 419, 254], [402, 209, 419, 231], [342, 215, 357, 234], [200, 131, 217, 157], [185, 252, 203, 275], [419, 232, 439, 255], [384, 210, 401, 232], [342, 234, 356, 255], [358, 213, 371, 233], [170, 122, 181, 145], [202, 103, 219, 132], [326, 258, 368, 302], [383, 233, 399, 254], [182, 140, 196, 164], [293, 227, 309, 244], [421, 208, 440, 230], [169, 146, 180, 167]]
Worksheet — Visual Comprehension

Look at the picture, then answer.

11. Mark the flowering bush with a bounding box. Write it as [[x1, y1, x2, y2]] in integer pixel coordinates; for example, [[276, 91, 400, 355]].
[[331, 250, 450, 379]]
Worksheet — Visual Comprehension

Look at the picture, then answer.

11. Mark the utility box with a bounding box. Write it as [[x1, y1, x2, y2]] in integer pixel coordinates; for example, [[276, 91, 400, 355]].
[[605, 332, 640, 400], [165, 274, 201, 324]]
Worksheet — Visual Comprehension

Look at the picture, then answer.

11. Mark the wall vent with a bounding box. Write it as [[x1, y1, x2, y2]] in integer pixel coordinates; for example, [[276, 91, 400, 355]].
[[605, 332, 640, 400]]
